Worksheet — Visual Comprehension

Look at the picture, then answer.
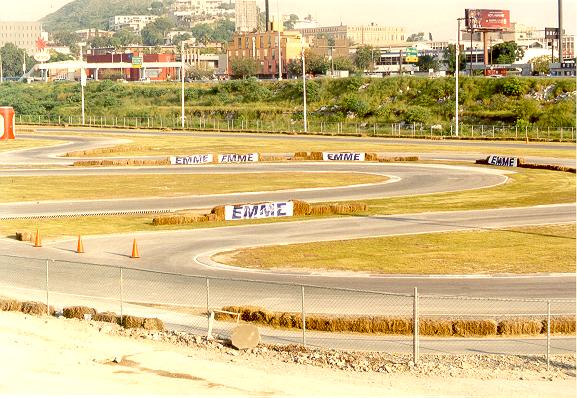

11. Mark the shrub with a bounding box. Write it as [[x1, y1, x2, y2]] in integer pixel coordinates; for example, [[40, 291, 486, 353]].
[[93, 312, 119, 323], [0, 298, 22, 311], [21, 301, 52, 315], [121, 315, 145, 329], [403, 106, 432, 125], [142, 317, 165, 331], [500, 77, 527, 96]]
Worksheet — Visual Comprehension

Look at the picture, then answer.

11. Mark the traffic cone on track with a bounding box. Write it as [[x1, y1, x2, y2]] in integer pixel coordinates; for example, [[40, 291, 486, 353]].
[[33, 229, 42, 248], [131, 239, 140, 259], [76, 235, 84, 254]]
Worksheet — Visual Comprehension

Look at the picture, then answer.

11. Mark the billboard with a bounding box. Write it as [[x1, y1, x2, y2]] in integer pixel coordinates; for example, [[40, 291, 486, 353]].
[[224, 201, 294, 221], [405, 47, 418, 63], [465, 9, 510, 30], [545, 27, 559, 40]]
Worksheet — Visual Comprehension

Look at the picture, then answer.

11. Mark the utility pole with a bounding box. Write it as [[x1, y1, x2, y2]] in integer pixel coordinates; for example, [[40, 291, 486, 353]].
[[181, 41, 185, 129], [301, 36, 307, 133], [277, 0, 282, 80], [455, 18, 464, 138], [80, 45, 85, 126], [558, 0, 564, 62]]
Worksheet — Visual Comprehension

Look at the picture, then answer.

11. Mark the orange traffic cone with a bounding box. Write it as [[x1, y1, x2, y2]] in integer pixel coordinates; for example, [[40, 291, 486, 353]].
[[76, 235, 84, 254], [131, 239, 140, 259], [33, 229, 42, 247]]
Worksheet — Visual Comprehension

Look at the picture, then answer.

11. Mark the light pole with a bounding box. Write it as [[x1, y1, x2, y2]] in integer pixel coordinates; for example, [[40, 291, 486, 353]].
[[277, 0, 282, 80], [79, 44, 86, 126], [301, 36, 307, 133], [455, 18, 465, 137], [181, 41, 185, 129]]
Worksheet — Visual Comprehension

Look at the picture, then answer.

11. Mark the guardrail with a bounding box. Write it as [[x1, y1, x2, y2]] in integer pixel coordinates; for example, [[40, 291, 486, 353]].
[[15, 114, 576, 142], [0, 254, 574, 370]]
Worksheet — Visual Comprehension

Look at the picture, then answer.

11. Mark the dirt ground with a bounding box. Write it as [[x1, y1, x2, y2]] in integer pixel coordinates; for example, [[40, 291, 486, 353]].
[[0, 310, 575, 397]]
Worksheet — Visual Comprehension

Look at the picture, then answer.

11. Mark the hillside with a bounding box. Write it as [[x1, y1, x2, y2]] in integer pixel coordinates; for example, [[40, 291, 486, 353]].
[[41, 0, 156, 32]]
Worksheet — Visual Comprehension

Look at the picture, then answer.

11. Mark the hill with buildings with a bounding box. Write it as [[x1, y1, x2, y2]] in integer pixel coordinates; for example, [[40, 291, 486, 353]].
[[41, 0, 157, 32]]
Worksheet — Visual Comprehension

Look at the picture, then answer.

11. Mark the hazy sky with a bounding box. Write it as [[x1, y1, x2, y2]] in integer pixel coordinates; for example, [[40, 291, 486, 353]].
[[1, 0, 574, 41]]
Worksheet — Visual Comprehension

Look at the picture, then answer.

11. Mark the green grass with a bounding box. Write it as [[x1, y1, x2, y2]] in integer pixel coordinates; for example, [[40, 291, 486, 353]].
[[0, 138, 64, 153], [364, 167, 576, 214], [214, 224, 576, 274], [60, 132, 576, 159], [2, 167, 574, 240], [0, 172, 386, 202]]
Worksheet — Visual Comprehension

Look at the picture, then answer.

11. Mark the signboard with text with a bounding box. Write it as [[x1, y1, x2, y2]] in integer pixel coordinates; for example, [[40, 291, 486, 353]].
[[322, 152, 365, 161], [224, 201, 294, 221], [487, 155, 518, 167], [132, 56, 143, 69], [170, 154, 213, 165], [405, 47, 418, 63], [218, 153, 259, 163], [465, 9, 511, 30]]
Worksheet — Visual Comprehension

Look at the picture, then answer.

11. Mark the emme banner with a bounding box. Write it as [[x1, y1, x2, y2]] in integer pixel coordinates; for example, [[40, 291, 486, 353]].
[[225, 201, 294, 221]]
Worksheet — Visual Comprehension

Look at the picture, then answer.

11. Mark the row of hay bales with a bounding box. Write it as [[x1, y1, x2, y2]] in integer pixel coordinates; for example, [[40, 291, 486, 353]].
[[217, 305, 576, 337], [72, 152, 419, 166], [152, 200, 368, 226], [0, 298, 164, 331], [476, 158, 576, 173], [66, 145, 151, 157]]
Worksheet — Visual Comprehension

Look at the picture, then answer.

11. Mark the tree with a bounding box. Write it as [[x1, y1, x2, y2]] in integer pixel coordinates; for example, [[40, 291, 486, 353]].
[[530, 55, 557, 75], [51, 31, 81, 47], [406, 32, 425, 42], [354, 45, 376, 71], [172, 33, 191, 46], [113, 28, 141, 46], [305, 50, 329, 75], [141, 17, 174, 46], [490, 41, 524, 64], [331, 56, 356, 73], [283, 14, 299, 30], [0, 43, 35, 76], [443, 44, 466, 73], [191, 20, 234, 44], [88, 36, 119, 49], [416, 54, 440, 72], [230, 57, 259, 79]]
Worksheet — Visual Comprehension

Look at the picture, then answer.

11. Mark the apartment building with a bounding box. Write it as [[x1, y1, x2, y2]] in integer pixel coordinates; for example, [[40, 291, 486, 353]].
[[299, 24, 405, 47], [235, 0, 258, 32], [0, 21, 43, 51], [109, 16, 159, 32]]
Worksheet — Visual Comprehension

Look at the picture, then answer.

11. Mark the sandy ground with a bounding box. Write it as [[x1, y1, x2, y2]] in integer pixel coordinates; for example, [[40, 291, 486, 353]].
[[0, 310, 575, 397]]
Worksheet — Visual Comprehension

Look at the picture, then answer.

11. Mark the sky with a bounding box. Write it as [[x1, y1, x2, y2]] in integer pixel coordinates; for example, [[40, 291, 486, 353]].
[[0, 0, 574, 41]]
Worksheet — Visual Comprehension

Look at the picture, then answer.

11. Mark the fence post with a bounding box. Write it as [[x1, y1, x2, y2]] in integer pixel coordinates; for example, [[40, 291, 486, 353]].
[[547, 300, 551, 371], [413, 287, 419, 364], [45, 259, 50, 315], [301, 285, 306, 346], [119, 267, 124, 321], [205, 278, 212, 338]]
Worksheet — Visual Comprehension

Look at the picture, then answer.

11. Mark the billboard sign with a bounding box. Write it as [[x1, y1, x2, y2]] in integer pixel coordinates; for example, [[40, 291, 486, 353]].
[[465, 9, 511, 30], [132, 56, 143, 68], [322, 152, 365, 161], [405, 47, 418, 63], [224, 201, 294, 221], [33, 51, 50, 63], [545, 27, 559, 40], [218, 153, 259, 163], [170, 154, 213, 165]]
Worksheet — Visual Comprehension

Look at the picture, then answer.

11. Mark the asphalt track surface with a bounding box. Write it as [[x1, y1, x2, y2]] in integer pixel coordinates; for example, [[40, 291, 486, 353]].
[[1, 130, 575, 353]]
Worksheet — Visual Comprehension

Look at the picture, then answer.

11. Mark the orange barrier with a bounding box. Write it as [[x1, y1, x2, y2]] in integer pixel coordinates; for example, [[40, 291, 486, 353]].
[[0, 106, 15, 140], [76, 235, 84, 254], [131, 239, 140, 259], [33, 229, 42, 247]]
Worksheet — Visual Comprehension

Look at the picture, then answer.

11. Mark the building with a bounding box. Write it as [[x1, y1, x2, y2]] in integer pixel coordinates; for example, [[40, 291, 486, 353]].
[[74, 29, 114, 42], [0, 21, 43, 51], [85, 53, 178, 81], [109, 16, 159, 32], [235, 0, 258, 32], [228, 25, 305, 78], [170, 0, 234, 26], [299, 24, 405, 47]]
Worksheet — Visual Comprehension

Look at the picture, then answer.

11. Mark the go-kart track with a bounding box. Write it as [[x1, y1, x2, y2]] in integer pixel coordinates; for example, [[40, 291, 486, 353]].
[[0, 129, 575, 354]]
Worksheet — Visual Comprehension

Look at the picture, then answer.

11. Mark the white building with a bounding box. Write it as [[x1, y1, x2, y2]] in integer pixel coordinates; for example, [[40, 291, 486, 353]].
[[0, 21, 43, 51], [235, 0, 258, 32], [109, 16, 159, 32]]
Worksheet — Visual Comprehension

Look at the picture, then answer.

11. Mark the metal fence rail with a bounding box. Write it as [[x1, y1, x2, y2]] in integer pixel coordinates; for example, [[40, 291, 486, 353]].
[[0, 254, 574, 370], [16, 114, 576, 142]]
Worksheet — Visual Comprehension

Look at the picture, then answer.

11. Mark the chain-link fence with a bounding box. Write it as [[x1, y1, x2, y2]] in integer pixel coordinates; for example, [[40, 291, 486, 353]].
[[0, 254, 574, 369], [16, 114, 576, 142]]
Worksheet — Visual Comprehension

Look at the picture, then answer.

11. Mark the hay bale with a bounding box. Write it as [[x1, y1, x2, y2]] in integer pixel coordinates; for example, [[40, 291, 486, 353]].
[[63, 306, 97, 319], [211, 206, 225, 220], [420, 319, 453, 336], [309, 204, 333, 216], [309, 152, 323, 160], [0, 298, 23, 312], [21, 301, 52, 315], [121, 315, 145, 329], [15, 231, 33, 242], [142, 317, 165, 331], [292, 200, 311, 216], [93, 312, 119, 324], [544, 316, 576, 334], [371, 317, 413, 335], [497, 319, 543, 335], [453, 319, 497, 337], [365, 153, 378, 161], [293, 151, 309, 159]]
